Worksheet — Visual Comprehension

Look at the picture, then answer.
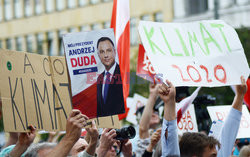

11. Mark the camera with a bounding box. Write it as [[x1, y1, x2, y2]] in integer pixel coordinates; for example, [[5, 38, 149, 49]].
[[115, 126, 136, 141]]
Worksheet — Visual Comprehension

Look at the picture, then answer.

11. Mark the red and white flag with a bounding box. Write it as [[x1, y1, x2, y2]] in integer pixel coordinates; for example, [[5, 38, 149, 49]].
[[110, 0, 130, 120], [177, 87, 201, 123], [244, 78, 250, 110], [231, 78, 250, 110]]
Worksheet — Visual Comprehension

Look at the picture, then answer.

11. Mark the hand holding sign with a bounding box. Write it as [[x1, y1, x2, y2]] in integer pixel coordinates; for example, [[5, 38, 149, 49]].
[[9, 125, 36, 157], [158, 80, 176, 104], [65, 110, 89, 143], [235, 76, 247, 97], [233, 76, 248, 112], [158, 80, 176, 121]]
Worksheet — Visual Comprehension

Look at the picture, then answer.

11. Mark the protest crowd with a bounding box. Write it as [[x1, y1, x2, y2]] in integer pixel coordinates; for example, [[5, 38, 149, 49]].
[[0, 75, 249, 157], [0, 1, 250, 156]]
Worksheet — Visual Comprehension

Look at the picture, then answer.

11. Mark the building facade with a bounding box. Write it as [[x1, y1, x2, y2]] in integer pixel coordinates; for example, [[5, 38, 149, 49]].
[[0, 0, 173, 70], [173, 0, 250, 28]]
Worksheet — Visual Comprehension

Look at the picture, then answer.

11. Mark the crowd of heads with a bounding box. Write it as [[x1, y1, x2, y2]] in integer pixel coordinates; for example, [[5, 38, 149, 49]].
[[0, 76, 249, 157]]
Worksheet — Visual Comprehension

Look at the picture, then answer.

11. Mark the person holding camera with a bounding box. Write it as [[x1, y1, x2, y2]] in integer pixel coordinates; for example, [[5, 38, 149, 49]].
[[96, 128, 133, 157]]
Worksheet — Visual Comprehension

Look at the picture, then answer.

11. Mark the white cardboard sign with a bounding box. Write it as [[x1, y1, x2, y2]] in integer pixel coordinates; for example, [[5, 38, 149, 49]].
[[207, 105, 250, 139], [138, 20, 250, 87], [177, 104, 198, 135]]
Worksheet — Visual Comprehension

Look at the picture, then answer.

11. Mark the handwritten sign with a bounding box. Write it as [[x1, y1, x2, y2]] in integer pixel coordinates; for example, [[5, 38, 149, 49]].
[[0, 49, 120, 132], [177, 104, 198, 135], [0, 49, 72, 132], [138, 20, 250, 87], [207, 105, 250, 138]]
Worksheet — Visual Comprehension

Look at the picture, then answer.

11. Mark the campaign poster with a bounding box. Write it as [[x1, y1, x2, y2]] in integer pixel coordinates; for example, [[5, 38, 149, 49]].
[[63, 29, 125, 120]]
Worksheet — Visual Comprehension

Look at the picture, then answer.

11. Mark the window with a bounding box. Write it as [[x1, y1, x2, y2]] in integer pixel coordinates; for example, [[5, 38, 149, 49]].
[[56, 0, 66, 11], [45, 0, 54, 13], [37, 33, 44, 54], [26, 35, 33, 52], [35, 0, 43, 15], [0, 3, 3, 22], [24, 0, 32, 17], [68, 0, 77, 8], [47, 32, 56, 56], [92, 23, 102, 30], [15, 37, 22, 51], [80, 25, 91, 31], [141, 14, 152, 21], [4, 0, 13, 20], [79, 0, 89, 6], [14, 0, 22, 18], [103, 21, 110, 29], [103, 0, 111, 2], [0, 3, 2, 22], [58, 29, 67, 56], [6, 38, 12, 50], [186, 0, 208, 15], [130, 18, 138, 46], [154, 12, 163, 22], [0, 40, 2, 48], [90, 0, 99, 5], [68, 27, 78, 32]]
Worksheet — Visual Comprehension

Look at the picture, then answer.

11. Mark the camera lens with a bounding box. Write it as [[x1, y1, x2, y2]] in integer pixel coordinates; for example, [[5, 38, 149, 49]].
[[115, 126, 136, 141]]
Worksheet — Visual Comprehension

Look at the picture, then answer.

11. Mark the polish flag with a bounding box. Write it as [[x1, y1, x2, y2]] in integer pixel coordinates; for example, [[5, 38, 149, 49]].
[[244, 78, 250, 110], [110, 0, 130, 119], [231, 78, 250, 110], [177, 87, 201, 123]]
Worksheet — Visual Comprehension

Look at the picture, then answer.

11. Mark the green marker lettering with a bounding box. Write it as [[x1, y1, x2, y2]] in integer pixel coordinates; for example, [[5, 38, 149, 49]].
[[188, 31, 207, 56], [160, 28, 183, 56], [175, 28, 190, 56], [143, 26, 165, 55], [200, 23, 222, 55], [210, 23, 231, 52]]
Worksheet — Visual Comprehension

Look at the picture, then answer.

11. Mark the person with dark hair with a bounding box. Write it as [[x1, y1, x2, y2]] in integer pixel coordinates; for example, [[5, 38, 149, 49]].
[[96, 37, 125, 117], [159, 76, 247, 157], [179, 132, 220, 157]]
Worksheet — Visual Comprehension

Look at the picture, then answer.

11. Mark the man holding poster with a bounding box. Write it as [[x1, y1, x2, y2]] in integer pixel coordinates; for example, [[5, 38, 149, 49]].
[[96, 37, 125, 117]]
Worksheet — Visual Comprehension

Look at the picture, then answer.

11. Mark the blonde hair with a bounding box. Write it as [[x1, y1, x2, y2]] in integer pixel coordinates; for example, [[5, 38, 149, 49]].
[[239, 145, 250, 157]]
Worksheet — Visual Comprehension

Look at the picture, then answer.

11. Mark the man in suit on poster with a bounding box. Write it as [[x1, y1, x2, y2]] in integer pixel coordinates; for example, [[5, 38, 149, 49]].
[[96, 37, 125, 117]]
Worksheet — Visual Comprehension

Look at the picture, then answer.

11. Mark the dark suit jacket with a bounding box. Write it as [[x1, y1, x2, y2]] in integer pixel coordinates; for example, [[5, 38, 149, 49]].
[[97, 64, 125, 117]]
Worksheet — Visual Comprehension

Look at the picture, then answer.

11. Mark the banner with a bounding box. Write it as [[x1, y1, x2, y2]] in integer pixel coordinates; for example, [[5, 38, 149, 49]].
[[207, 105, 250, 138], [177, 104, 198, 134], [138, 20, 250, 87], [63, 29, 125, 127]]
